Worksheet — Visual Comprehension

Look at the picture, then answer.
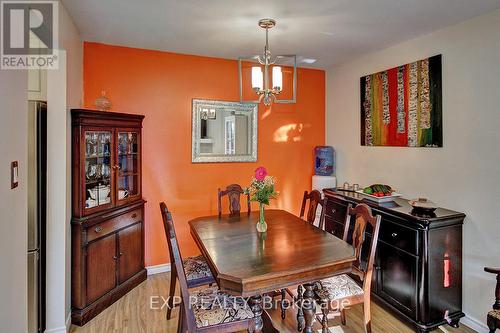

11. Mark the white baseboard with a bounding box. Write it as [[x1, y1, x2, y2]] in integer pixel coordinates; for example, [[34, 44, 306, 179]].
[[146, 263, 171, 275], [461, 313, 488, 333], [45, 326, 66, 333], [44, 312, 71, 333]]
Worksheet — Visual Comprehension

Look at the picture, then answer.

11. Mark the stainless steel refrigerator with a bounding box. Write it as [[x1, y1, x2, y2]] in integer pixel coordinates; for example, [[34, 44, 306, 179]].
[[28, 101, 46, 333]]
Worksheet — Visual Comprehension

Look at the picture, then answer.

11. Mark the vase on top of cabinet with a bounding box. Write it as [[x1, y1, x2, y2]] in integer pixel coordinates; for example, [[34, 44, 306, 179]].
[[71, 109, 146, 326]]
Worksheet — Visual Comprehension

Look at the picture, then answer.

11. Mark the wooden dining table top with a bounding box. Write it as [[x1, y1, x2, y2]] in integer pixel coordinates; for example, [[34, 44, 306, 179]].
[[189, 209, 356, 297]]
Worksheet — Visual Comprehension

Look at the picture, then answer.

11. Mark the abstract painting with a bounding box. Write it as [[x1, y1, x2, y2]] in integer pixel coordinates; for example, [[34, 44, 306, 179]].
[[360, 54, 442, 147]]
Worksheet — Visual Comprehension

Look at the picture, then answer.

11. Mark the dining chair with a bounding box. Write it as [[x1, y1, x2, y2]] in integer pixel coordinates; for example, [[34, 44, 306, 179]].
[[485, 267, 500, 332], [159, 202, 216, 321], [279, 189, 327, 320], [218, 184, 251, 217], [314, 203, 381, 333], [160, 202, 256, 332], [299, 190, 327, 230]]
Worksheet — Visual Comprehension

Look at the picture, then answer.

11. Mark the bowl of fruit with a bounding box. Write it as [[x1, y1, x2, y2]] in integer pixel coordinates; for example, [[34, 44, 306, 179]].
[[356, 184, 402, 203]]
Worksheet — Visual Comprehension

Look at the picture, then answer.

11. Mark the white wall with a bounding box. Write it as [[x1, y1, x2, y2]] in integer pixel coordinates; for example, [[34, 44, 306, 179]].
[[44, 1, 83, 332], [0, 69, 28, 333], [59, 0, 83, 110], [326, 9, 500, 331], [59, 0, 83, 325], [45, 52, 69, 333]]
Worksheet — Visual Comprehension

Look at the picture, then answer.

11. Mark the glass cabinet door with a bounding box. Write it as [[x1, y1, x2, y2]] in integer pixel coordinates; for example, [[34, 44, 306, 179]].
[[84, 131, 113, 211], [116, 131, 141, 203]]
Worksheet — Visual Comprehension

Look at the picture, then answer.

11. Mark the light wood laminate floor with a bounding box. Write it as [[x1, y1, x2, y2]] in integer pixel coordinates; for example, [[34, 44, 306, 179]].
[[70, 273, 476, 333]]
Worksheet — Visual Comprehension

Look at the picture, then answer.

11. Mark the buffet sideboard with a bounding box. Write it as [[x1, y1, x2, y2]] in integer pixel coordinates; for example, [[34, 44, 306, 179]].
[[323, 189, 465, 333]]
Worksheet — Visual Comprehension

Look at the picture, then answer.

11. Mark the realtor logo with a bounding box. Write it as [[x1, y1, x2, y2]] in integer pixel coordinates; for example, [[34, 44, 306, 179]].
[[1, 0, 58, 69]]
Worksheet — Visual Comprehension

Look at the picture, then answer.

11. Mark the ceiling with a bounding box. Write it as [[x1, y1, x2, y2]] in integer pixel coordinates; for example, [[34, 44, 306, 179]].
[[61, 0, 500, 68]]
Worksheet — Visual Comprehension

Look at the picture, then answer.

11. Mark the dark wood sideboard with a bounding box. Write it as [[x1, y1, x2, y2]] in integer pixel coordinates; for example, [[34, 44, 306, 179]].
[[323, 189, 465, 333], [71, 109, 147, 325]]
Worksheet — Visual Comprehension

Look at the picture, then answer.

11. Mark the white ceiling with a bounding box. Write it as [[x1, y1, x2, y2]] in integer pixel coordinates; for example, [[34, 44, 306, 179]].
[[61, 0, 500, 68]]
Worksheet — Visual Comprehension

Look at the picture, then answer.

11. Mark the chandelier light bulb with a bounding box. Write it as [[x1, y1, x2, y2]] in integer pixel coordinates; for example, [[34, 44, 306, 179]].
[[251, 66, 263, 90], [272, 66, 282, 91]]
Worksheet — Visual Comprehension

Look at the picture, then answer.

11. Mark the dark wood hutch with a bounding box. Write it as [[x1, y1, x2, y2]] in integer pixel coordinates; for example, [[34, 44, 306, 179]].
[[323, 188, 465, 333], [71, 109, 146, 325]]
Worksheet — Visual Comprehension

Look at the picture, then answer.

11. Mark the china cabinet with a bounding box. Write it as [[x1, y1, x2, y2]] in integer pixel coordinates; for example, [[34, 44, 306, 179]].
[[71, 109, 146, 325]]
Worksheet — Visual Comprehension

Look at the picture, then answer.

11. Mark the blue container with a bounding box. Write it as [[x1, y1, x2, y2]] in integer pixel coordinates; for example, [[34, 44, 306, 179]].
[[314, 146, 334, 176]]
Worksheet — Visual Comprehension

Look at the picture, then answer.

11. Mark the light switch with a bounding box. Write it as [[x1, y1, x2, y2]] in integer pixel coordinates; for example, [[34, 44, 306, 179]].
[[11, 161, 18, 189]]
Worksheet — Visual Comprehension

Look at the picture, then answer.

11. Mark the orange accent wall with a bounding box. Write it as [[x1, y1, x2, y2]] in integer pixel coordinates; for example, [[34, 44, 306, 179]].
[[83, 42, 325, 266]]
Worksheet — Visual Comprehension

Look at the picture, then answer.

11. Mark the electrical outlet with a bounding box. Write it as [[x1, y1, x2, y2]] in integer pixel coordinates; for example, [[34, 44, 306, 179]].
[[11, 161, 18, 189]]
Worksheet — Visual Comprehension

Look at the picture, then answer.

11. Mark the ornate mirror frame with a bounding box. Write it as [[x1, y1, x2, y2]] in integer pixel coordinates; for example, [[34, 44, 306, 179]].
[[191, 99, 258, 163]]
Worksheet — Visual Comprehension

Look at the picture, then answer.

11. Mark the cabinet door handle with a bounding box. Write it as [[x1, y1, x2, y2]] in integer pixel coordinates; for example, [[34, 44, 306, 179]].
[[95, 226, 103, 233], [331, 208, 336, 214], [119, 252, 124, 257], [113, 255, 118, 260], [131, 213, 137, 219], [391, 232, 398, 238]]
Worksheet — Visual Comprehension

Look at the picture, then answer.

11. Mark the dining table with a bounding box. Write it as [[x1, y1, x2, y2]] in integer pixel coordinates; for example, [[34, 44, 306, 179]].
[[188, 209, 356, 333]]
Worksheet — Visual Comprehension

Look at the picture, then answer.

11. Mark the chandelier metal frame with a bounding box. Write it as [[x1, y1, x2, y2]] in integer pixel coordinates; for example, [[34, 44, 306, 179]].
[[238, 18, 297, 105]]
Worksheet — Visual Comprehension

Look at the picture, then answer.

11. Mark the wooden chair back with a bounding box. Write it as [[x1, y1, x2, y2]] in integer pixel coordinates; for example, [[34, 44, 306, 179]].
[[300, 190, 327, 229], [342, 203, 381, 294], [485, 267, 500, 310], [218, 184, 250, 217], [159, 202, 197, 332]]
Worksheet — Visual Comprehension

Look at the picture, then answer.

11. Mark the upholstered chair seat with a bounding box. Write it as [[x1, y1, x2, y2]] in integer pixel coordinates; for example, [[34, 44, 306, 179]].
[[191, 286, 254, 328], [489, 309, 500, 321], [316, 274, 364, 301], [183, 255, 214, 286]]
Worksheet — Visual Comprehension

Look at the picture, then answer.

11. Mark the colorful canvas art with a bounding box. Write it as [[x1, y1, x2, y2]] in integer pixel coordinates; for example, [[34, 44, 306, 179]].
[[360, 54, 442, 147]]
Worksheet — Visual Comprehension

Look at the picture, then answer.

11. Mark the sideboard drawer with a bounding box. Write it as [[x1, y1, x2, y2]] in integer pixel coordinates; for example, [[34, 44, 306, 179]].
[[324, 198, 348, 222], [325, 216, 345, 239], [379, 219, 418, 255], [87, 208, 142, 242]]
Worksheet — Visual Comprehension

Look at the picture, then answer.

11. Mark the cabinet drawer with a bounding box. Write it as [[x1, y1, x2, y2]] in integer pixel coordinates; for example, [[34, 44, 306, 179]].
[[325, 216, 345, 239], [379, 218, 418, 255], [325, 198, 348, 223], [87, 208, 142, 242]]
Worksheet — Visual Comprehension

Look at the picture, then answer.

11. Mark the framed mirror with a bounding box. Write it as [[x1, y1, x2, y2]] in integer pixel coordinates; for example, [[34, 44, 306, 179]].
[[192, 99, 258, 163]]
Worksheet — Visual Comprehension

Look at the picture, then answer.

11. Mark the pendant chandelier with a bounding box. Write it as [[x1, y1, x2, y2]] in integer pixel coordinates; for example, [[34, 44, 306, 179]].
[[238, 19, 297, 106]]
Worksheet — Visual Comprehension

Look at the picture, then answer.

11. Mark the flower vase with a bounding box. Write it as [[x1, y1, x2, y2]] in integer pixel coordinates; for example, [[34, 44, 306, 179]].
[[257, 203, 268, 233]]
